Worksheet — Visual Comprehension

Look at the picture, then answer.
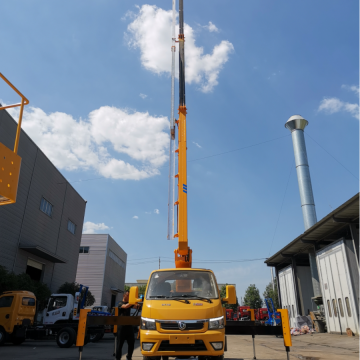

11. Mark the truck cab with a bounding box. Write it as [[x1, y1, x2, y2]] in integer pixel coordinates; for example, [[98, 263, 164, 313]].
[[43, 293, 80, 325], [0, 291, 36, 345], [130, 268, 236, 360]]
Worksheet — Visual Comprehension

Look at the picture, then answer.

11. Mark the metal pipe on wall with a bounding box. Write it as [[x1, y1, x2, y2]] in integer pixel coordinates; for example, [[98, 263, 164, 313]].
[[285, 115, 322, 298]]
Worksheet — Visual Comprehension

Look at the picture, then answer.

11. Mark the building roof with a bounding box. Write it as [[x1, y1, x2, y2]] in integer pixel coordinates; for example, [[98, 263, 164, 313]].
[[265, 193, 359, 268]]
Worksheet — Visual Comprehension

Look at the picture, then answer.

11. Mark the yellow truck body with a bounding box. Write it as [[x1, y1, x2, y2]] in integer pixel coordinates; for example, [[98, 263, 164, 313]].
[[0, 290, 36, 345], [130, 268, 236, 359]]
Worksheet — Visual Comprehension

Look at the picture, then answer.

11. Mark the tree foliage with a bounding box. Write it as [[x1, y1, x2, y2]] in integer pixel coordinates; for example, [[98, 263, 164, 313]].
[[57, 282, 95, 307], [0, 265, 51, 307], [263, 279, 279, 311], [220, 285, 239, 311], [243, 284, 263, 309], [124, 284, 147, 297]]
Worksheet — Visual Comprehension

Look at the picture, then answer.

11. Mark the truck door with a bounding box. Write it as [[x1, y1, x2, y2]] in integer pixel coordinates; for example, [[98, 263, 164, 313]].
[[0, 295, 15, 334], [44, 295, 71, 325]]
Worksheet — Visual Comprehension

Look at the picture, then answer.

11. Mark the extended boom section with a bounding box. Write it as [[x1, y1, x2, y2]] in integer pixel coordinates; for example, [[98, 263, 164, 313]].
[[174, 0, 192, 268]]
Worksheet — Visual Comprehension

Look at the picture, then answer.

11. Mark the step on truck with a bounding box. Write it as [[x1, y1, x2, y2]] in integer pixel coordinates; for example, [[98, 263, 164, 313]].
[[0, 286, 107, 347]]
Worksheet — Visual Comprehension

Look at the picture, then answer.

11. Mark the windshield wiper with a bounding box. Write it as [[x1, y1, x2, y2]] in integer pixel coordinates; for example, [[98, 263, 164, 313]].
[[177, 295, 212, 303], [149, 296, 190, 304]]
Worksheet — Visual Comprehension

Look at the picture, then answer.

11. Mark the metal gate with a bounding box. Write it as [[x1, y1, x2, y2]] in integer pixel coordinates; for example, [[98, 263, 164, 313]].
[[279, 265, 298, 328], [317, 239, 359, 335]]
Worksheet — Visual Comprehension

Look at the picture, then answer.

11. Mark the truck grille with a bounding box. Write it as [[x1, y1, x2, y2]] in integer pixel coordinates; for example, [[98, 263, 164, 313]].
[[160, 322, 204, 330], [158, 340, 207, 351]]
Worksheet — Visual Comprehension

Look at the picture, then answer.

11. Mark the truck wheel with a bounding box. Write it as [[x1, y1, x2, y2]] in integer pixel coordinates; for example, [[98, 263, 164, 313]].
[[90, 331, 104, 342], [56, 327, 76, 348], [0, 327, 6, 346]]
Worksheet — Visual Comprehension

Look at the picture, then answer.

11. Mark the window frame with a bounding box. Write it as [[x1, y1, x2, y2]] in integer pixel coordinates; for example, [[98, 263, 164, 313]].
[[332, 299, 338, 317], [40, 197, 53, 217], [338, 298, 344, 317], [0, 296, 14, 308], [67, 219, 76, 235], [327, 300, 332, 317], [345, 297, 352, 317], [79, 246, 90, 254]]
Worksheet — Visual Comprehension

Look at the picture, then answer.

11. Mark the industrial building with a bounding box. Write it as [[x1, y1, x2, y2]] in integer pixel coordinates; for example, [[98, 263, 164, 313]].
[[0, 106, 87, 292], [75, 234, 127, 307], [266, 115, 359, 335]]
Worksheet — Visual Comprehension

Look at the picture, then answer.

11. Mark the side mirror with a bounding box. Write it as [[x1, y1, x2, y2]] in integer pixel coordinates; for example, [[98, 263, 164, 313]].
[[129, 286, 143, 305], [222, 285, 236, 304]]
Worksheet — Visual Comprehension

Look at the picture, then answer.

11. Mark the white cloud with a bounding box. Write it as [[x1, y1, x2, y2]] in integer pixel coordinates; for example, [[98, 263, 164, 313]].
[[193, 141, 202, 148], [83, 221, 110, 234], [126, 5, 234, 93], [318, 97, 359, 120], [139, 93, 147, 99], [341, 84, 359, 94], [154, 209, 160, 214], [133, 215, 139, 219], [7, 105, 169, 180], [204, 21, 219, 33]]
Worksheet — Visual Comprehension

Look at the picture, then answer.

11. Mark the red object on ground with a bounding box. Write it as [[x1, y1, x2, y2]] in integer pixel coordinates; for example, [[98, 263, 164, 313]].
[[238, 306, 250, 319], [255, 308, 269, 321], [225, 309, 234, 320]]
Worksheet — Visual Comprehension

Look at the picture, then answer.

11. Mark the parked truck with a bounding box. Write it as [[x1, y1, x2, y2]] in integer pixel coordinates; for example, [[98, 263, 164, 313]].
[[0, 286, 106, 347]]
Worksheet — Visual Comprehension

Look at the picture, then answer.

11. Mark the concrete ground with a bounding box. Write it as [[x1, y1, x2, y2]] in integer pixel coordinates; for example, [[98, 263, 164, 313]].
[[0, 333, 358, 360]]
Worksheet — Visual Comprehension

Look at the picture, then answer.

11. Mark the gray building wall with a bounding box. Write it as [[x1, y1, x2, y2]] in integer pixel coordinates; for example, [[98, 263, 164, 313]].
[[76, 234, 127, 307], [0, 108, 86, 292]]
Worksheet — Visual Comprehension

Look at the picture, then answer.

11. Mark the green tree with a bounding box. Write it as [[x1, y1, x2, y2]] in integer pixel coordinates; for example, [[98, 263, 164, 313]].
[[263, 279, 279, 311], [138, 285, 147, 296], [0, 265, 51, 308], [124, 285, 130, 292], [243, 284, 263, 309], [57, 282, 95, 307], [220, 285, 239, 311]]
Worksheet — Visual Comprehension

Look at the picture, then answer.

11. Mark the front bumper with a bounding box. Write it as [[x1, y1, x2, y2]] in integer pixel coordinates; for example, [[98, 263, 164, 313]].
[[140, 329, 225, 357]]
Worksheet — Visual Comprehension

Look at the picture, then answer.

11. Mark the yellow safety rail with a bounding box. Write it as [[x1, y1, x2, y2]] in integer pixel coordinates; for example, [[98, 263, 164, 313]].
[[0, 73, 29, 205]]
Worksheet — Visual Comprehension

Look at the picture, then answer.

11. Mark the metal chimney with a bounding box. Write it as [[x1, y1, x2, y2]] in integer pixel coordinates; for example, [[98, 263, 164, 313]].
[[285, 115, 322, 298]]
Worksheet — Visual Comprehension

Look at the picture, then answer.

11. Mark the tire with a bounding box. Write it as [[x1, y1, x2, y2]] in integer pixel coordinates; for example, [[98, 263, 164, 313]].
[[90, 331, 104, 343], [12, 337, 25, 345], [56, 327, 76, 348], [0, 327, 6, 346]]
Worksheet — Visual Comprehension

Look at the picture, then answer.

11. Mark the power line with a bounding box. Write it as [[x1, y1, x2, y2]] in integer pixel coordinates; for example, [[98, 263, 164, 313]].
[[304, 131, 359, 181], [268, 162, 293, 256], [67, 134, 290, 184]]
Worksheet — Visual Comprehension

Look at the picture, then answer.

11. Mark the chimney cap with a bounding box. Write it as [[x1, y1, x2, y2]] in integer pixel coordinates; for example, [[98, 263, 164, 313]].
[[285, 115, 308, 131]]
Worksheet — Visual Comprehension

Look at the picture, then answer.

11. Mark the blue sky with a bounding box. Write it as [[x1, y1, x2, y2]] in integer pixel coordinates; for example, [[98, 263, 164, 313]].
[[1, 0, 358, 301]]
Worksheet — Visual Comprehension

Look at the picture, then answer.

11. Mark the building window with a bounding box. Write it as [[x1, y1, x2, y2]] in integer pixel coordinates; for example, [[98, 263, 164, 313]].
[[332, 299, 338, 317], [109, 250, 126, 269], [345, 297, 352, 317], [40, 197, 53, 217], [79, 246, 89, 254], [67, 220, 76, 234], [338, 298, 344, 317], [327, 300, 332, 317]]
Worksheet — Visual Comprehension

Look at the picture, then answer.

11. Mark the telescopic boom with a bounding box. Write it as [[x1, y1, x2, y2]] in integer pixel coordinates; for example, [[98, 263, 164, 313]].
[[174, 0, 192, 268]]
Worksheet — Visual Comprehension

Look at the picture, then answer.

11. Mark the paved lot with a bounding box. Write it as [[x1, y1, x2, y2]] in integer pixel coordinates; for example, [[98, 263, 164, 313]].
[[0, 333, 358, 360]]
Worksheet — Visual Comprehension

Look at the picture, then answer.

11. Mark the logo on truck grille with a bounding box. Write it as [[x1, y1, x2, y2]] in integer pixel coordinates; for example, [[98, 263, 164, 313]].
[[178, 321, 186, 330]]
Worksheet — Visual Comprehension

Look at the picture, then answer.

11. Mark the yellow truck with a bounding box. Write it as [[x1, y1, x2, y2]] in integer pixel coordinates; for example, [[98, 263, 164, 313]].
[[126, 1, 236, 359], [0, 291, 36, 345], [130, 270, 235, 360]]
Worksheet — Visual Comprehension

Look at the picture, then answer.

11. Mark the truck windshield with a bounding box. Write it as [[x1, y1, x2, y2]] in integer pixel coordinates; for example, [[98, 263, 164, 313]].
[[146, 270, 219, 300], [48, 296, 67, 311]]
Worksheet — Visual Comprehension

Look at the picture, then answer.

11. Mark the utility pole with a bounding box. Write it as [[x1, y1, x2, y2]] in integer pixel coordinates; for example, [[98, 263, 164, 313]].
[[271, 268, 275, 291], [159, 257, 160, 269]]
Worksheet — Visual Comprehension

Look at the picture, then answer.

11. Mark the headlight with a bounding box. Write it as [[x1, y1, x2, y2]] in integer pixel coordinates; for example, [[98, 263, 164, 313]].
[[208, 316, 224, 329], [141, 317, 156, 330]]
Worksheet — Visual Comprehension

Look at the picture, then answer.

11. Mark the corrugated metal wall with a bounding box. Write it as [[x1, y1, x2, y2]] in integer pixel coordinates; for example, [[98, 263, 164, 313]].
[[0, 109, 86, 292], [75, 234, 108, 306], [102, 235, 127, 307]]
